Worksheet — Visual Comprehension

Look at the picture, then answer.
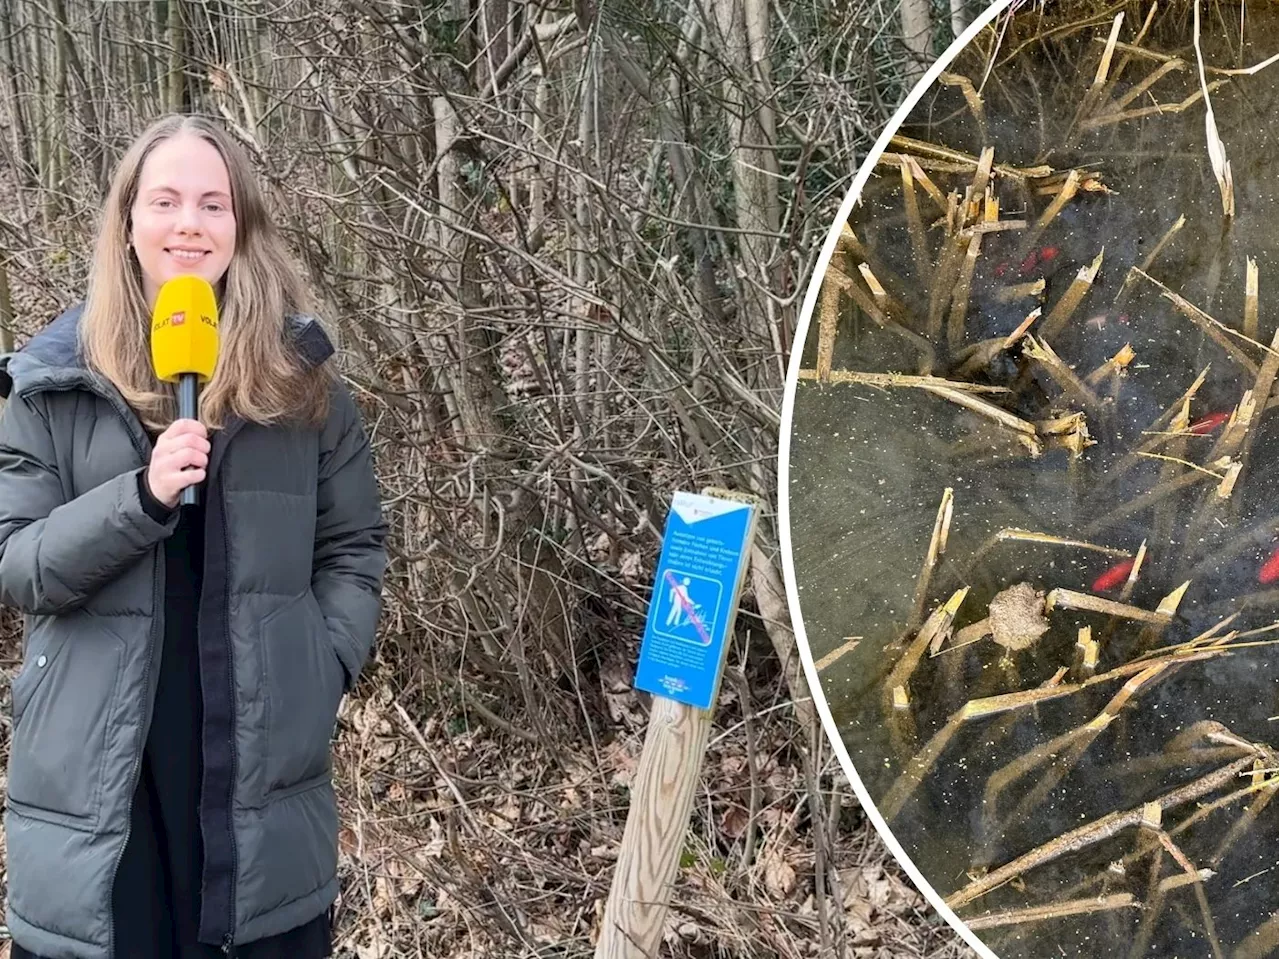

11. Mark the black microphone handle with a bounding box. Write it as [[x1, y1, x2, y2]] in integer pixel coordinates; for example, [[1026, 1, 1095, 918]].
[[178, 372, 200, 507]]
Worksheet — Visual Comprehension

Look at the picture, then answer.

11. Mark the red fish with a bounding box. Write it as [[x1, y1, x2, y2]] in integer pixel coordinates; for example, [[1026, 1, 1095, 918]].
[[1188, 411, 1231, 435], [1260, 548, 1279, 586], [994, 261, 1009, 279], [1017, 246, 1062, 277], [1092, 557, 1136, 592]]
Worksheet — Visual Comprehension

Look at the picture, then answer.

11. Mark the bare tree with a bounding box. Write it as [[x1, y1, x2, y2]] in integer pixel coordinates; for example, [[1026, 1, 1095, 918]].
[[901, 0, 934, 84], [0, 2, 975, 956]]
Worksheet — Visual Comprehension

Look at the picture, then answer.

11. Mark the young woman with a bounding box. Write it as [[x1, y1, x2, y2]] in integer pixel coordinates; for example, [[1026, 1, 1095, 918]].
[[0, 115, 388, 958]]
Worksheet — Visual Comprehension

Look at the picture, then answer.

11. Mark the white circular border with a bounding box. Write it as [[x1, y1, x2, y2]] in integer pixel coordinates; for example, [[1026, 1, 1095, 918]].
[[777, 2, 1016, 957]]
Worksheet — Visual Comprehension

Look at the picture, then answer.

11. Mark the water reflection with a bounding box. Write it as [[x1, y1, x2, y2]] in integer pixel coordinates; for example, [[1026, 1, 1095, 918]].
[[787, 3, 1278, 956]]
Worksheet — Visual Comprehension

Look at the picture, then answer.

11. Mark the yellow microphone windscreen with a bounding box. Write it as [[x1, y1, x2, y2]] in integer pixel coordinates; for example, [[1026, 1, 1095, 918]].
[[150, 275, 220, 383]]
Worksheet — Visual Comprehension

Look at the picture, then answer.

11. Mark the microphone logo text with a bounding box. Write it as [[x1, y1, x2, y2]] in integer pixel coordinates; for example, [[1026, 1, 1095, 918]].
[[153, 311, 217, 331]]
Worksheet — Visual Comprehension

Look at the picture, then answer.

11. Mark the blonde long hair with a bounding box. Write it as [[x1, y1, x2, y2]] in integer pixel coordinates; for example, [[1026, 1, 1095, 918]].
[[80, 114, 332, 432]]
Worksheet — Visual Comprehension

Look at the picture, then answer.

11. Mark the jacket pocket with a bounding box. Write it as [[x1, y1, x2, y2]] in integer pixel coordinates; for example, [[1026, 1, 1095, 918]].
[[7, 615, 124, 825], [260, 590, 344, 797]]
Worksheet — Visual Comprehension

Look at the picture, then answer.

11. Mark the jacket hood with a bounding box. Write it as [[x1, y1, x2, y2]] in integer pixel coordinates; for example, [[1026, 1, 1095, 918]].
[[0, 301, 336, 400]]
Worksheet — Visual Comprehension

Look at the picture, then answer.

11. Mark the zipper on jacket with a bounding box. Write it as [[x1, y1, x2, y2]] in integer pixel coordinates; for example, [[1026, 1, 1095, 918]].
[[220, 486, 238, 952], [195, 420, 245, 950]]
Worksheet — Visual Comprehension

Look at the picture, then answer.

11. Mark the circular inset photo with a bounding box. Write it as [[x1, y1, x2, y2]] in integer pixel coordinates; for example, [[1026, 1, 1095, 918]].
[[781, 1, 1278, 957]]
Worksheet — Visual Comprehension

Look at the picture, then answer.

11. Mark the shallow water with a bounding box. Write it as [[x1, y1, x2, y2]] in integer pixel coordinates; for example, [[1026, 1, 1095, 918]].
[[788, 4, 1278, 956]]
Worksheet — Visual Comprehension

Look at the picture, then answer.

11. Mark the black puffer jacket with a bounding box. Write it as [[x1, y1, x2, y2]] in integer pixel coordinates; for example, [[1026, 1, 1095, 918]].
[[0, 303, 388, 958]]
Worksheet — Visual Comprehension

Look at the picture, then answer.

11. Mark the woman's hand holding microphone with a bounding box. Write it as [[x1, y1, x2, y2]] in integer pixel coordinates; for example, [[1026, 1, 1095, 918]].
[[145, 419, 210, 509]]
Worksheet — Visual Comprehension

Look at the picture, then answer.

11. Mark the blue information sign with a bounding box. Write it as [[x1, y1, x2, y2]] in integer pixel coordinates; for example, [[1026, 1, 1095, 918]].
[[634, 491, 757, 710]]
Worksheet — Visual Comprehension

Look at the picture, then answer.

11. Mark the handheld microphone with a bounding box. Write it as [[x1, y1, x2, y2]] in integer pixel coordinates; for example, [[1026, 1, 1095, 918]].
[[150, 275, 220, 507]]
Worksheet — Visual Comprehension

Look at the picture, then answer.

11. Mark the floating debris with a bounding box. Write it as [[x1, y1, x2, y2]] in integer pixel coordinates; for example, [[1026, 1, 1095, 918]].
[[791, 3, 1277, 955], [951, 582, 1051, 652]]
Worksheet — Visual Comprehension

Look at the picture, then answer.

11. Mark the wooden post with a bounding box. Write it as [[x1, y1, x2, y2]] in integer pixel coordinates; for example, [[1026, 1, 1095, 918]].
[[594, 696, 713, 958], [595, 488, 759, 958]]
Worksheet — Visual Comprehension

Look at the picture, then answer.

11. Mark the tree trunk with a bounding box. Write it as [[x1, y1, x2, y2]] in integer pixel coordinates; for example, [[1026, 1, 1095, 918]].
[[167, 0, 185, 113], [1, 1, 35, 186], [0, 251, 14, 355], [951, 0, 970, 41], [568, 36, 599, 538], [50, 0, 69, 208], [50, 0, 104, 188], [31, 14, 53, 229], [434, 94, 499, 447], [900, 0, 933, 85], [750, 543, 817, 742], [708, 0, 778, 351]]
